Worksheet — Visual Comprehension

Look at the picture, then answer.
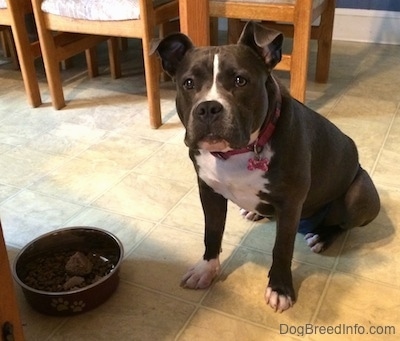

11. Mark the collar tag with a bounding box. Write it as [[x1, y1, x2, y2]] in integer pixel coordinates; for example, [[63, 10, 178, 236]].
[[247, 157, 269, 171], [247, 140, 269, 171]]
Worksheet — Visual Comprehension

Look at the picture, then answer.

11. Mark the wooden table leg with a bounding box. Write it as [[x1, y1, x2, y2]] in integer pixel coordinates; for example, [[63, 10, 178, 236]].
[[179, 0, 210, 46]]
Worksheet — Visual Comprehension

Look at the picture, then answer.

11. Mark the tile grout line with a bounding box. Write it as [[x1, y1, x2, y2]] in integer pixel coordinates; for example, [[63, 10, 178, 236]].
[[44, 319, 70, 341], [309, 229, 351, 324], [369, 102, 399, 176], [175, 304, 306, 341]]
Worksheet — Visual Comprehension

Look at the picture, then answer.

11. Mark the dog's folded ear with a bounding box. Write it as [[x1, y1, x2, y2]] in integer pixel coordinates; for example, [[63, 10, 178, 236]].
[[151, 33, 194, 77], [238, 21, 283, 70]]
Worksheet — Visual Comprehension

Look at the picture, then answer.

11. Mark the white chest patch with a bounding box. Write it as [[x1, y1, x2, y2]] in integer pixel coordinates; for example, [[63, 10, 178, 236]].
[[196, 146, 273, 213]]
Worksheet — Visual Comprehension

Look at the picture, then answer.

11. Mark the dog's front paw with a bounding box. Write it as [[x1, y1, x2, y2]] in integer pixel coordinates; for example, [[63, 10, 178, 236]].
[[265, 270, 296, 313], [180, 258, 220, 289], [265, 287, 294, 313]]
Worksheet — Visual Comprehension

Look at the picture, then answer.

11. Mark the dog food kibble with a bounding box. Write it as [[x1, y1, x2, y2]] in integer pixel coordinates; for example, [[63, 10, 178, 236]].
[[22, 250, 115, 292], [65, 252, 93, 276], [63, 275, 85, 290]]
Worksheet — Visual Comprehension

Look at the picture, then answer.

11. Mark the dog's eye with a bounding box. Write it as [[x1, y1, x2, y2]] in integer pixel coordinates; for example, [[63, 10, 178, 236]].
[[235, 76, 247, 87], [183, 78, 195, 90]]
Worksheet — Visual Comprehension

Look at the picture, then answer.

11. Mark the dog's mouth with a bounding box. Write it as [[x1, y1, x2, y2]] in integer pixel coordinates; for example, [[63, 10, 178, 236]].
[[184, 118, 253, 152], [197, 134, 232, 152]]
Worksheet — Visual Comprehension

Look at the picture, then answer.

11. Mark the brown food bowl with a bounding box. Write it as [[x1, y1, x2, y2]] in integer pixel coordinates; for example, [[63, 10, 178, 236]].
[[12, 226, 124, 316]]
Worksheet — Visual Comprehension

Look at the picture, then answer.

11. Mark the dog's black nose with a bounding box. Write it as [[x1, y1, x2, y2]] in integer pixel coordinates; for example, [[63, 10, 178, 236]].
[[195, 101, 223, 121]]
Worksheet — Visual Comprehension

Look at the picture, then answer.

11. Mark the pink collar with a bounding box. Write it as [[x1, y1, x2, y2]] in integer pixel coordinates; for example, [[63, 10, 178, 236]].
[[211, 76, 281, 171]]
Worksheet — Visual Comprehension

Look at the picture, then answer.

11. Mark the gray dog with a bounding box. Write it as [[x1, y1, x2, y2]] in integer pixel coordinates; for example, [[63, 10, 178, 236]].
[[154, 21, 380, 312]]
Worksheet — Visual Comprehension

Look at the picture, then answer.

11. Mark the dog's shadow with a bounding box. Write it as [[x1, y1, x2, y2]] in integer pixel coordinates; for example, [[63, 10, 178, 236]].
[[216, 206, 395, 310]]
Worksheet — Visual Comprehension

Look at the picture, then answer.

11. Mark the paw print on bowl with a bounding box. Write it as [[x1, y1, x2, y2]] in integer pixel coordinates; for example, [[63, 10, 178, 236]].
[[51, 298, 69, 311], [51, 298, 86, 313], [70, 301, 86, 312]]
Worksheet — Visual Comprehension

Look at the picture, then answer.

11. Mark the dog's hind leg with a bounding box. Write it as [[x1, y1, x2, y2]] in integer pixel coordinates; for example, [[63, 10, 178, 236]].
[[305, 167, 380, 253], [239, 208, 265, 221], [326, 167, 380, 230], [304, 225, 344, 253]]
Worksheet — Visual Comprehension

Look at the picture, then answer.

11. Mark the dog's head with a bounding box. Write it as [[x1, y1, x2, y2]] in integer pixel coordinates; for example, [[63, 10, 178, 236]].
[[154, 21, 283, 152]]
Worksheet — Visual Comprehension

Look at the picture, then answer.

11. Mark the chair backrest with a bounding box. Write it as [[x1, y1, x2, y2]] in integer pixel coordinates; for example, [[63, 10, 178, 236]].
[[209, 0, 336, 102]]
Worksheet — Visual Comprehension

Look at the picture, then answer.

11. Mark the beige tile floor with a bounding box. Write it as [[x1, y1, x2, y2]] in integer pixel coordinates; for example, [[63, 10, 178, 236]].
[[1, 38, 400, 341]]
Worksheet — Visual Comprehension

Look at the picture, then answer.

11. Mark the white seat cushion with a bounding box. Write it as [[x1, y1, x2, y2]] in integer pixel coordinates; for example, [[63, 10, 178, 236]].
[[41, 0, 172, 21]]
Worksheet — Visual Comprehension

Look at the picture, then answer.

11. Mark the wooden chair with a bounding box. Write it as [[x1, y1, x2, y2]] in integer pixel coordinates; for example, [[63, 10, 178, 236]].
[[209, 0, 336, 102], [0, 0, 111, 108], [31, 0, 179, 129], [0, 0, 42, 107]]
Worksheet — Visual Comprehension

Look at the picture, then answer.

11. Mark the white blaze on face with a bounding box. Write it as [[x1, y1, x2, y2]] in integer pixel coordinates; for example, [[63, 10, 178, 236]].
[[197, 53, 232, 152], [205, 53, 220, 101]]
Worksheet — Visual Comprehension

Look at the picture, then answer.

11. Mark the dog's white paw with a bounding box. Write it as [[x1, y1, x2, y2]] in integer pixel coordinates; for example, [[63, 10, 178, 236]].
[[265, 287, 294, 313], [181, 258, 220, 289], [304, 233, 325, 253], [239, 208, 264, 221]]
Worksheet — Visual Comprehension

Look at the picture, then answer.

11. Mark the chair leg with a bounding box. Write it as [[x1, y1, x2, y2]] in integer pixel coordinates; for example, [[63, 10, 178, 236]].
[[141, 2, 162, 128], [31, 0, 66, 109], [142, 49, 162, 128], [3, 28, 19, 70], [85, 47, 99, 78], [142, 27, 162, 128], [0, 30, 9, 56], [41, 34, 66, 109], [10, 12, 42, 107], [119, 37, 128, 51], [315, 0, 336, 83], [289, 29, 310, 102], [210, 17, 219, 46], [227, 18, 244, 44], [289, 2, 313, 103], [107, 38, 121, 79]]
